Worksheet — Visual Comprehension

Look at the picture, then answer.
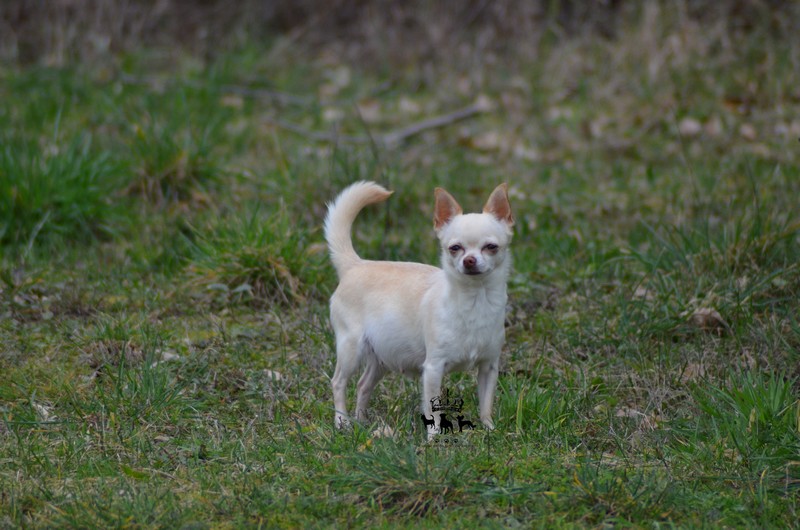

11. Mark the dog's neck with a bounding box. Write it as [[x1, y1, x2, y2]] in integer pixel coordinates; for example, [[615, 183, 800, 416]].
[[443, 262, 509, 306]]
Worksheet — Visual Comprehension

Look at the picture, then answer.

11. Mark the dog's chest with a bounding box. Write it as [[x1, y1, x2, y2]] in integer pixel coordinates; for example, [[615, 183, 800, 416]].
[[434, 290, 505, 365]]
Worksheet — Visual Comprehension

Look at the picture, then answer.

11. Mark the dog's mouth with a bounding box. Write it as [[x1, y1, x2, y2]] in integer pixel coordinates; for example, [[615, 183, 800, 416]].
[[463, 269, 484, 276]]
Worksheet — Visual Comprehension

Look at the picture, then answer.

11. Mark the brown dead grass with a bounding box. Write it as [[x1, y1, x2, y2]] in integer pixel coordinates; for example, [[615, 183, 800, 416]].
[[3, 1, 797, 68]]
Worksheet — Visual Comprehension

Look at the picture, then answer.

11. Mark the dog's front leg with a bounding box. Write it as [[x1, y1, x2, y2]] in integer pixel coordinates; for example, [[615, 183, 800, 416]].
[[477, 359, 499, 430], [421, 360, 445, 436]]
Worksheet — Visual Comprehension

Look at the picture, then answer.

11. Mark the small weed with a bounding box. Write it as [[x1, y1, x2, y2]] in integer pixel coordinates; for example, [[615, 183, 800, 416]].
[[329, 443, 473, 517], [497, 374, 582, 443], [126, 119, 222, 206], [570, 459, 677, 525], [186, 207, 328, 306], [0, 133, 125, 249], [690, 371, 800, 472]]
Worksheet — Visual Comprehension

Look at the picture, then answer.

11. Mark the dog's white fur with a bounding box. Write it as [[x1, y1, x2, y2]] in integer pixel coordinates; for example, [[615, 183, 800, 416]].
[[325, 181, 514, 433]]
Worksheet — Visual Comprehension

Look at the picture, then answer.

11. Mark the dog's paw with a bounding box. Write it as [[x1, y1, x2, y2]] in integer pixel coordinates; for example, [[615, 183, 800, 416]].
[[481, 418, 495, 431], [335, 415, 353, 430], [426, 427, 440, 442]]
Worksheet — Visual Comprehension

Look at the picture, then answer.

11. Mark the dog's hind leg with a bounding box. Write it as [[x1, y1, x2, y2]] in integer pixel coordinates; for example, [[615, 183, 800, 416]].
[[355, 336, 385, 421], [331, 334, 360, 428]]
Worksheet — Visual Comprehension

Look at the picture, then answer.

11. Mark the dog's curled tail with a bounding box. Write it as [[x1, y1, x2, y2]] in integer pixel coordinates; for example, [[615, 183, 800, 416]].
[[324, 181, 393, 276]]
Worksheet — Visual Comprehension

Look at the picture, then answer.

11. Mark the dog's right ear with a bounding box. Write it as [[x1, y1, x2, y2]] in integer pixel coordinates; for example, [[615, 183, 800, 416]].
[[434, 188, 463, 230], [483, 183, 514, 227]]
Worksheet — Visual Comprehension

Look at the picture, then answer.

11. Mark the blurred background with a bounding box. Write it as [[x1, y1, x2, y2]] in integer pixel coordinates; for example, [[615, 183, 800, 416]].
[[2, 1, 797, 67]]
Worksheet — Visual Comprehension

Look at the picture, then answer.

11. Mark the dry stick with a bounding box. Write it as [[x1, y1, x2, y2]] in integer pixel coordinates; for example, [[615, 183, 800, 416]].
[[119, 73, 490, 146], [381, 101, 488, 146], [271, 100, 491, 147]]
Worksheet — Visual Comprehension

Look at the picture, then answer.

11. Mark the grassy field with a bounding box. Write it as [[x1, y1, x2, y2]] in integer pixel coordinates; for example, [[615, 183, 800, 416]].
[[2, 3, 799, 528]]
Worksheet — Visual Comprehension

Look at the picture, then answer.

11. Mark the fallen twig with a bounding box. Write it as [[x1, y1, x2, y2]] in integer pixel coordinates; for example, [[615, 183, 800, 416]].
[[382, 98, 491, 146], [118, 73, 492, 147], [270, 97, 493, 147]]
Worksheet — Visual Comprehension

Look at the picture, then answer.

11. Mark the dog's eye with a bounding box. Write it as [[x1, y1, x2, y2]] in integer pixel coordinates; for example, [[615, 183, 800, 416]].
[[448, 244, 463, 255], [484, 243, 499, 252]]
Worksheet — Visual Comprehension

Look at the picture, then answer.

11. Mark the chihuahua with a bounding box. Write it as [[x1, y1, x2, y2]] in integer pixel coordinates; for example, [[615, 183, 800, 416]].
[[324, 181, 514, 433]]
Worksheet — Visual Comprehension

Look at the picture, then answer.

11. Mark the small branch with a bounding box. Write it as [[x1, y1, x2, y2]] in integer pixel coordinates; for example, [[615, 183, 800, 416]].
[[381, 98, 491, 146], [118, 73, 492, 147], [270, 98, 493, 147]]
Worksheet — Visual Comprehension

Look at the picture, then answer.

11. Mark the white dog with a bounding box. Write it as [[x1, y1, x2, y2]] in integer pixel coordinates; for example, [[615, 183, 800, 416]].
[[324, 181, 514, 433]]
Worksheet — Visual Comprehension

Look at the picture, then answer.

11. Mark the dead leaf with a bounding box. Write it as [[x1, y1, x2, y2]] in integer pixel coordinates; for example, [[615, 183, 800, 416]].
[[740, 349, 757, 370], [512, 142, 539, 162], [679, 117, 702, 137], [615, 406, 643, 418], [398, 96, 421, 116], [220, 94, 243, 109], [615, 406, 659, 430], [319, 65, 351, 99], [32, 402, 54, 422], [264, 369, 283, 381], [468, 130, 503, 151], [473, 94, 496, 113], [356, 99, 381, 123], [704, 116, 724, 137], [739, 123, 757, 141], [681, 362, 706, 383], [689, 307, 729, 335], [633, 286, 655, 300], [322, 107, 345, 122], [150, 349, 180, 368]]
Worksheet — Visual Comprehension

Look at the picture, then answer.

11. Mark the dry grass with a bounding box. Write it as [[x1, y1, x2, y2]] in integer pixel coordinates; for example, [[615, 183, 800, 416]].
[[1, 1, 799, 527], [4, 1, 797, 68]]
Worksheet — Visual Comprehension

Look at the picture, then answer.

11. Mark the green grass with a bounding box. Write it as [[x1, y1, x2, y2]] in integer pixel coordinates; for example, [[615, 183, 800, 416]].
[[2, 4, 800, 527], [0, 131, 125, 249], [186, 206, 327, 307]]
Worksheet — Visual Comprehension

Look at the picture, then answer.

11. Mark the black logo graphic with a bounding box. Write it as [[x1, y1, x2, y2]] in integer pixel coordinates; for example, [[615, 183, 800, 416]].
[[422, 388, 477, 440], [438, 413, 454, 434], [430, 388, 464, 414], [456, 415, 475, 432]]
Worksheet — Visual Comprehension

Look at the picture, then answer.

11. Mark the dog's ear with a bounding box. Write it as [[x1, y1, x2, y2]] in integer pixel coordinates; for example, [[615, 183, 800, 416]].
[[483, 183, 514, 227], [434, 188, 463, 230]]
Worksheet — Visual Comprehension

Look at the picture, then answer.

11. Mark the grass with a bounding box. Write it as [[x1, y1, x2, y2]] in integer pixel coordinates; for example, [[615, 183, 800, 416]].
[[0, 131, 124, 248], [1, 3, 800, 527], [186, 206, 325, 307]]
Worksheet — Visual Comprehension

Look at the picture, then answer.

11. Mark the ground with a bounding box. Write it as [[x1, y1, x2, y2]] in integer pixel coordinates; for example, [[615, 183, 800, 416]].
[[1, 2, 799, 527]]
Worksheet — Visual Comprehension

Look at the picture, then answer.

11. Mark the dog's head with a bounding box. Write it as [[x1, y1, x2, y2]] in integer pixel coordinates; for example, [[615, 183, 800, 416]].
[[433, 184, 514, 281]]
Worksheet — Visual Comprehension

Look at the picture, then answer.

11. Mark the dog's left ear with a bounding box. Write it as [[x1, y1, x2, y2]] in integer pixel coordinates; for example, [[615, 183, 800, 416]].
[[434, 188, 463, 230], [483, 183, 514, 227]]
